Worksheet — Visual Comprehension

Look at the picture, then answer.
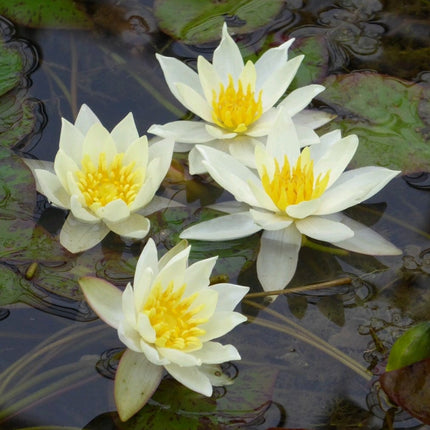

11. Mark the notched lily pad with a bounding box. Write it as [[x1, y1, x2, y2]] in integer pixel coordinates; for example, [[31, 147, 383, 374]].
[[154, 0, 284, 44], [317, 72, 430, 173], [0, 0, 93, 29]]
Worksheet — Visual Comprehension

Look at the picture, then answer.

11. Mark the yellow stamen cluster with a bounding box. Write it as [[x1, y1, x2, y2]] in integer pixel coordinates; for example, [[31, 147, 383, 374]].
[[212, 75, 263, 133], [143, 281, 207, 352], [261, 147, 330, 212], [76, 152, 144, 208]]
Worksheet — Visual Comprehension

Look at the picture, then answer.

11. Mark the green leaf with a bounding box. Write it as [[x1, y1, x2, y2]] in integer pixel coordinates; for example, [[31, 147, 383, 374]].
[[317, 72, 430, 173], [154, 0, 283, 44], [386, 321, 430, 371], [0, 0, 93, 29]]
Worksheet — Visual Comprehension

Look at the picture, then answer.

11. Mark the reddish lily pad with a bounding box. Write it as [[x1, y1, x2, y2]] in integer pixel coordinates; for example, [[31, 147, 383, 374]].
[[380, 358, 430, 425], [317, 72, 430, 173]]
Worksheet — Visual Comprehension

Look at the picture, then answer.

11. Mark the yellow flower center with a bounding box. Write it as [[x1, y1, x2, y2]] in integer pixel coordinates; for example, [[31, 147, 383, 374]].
[[211, 75, 263, 133], [261, 147, 330, 212], [143, 281, 208, 352], [76, 152, 144, 209]]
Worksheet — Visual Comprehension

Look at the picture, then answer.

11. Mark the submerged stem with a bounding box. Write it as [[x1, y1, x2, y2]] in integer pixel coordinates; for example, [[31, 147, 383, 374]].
[[246, 277, 352, 298], [244, 299, 372, 381]]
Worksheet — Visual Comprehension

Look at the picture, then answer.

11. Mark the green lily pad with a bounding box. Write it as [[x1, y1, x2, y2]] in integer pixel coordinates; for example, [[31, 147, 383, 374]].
[[85, 366, 277, 428], [289, 35, 330, 89], [154, 0, 284, 44], [0, 0, 93, 29], [317, 72, 430, 173], [386, 322, 430, 372]]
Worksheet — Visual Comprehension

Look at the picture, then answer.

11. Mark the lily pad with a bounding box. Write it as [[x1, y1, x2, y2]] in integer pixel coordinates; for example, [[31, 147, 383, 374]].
[[0, 0, 93, 29], [386, 322, 430, 372], [154, 0, 284, 44], [317, 72, 430, 173], [289, 35, 330, 89], [380, 357, 430, 425]]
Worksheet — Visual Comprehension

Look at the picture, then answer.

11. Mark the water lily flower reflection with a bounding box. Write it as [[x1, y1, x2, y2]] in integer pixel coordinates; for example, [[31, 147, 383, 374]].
[[180, 114, 402, 292], [149, 23, 332, 173], [80, 238, 248, 421], [25, 105, 174, 253]]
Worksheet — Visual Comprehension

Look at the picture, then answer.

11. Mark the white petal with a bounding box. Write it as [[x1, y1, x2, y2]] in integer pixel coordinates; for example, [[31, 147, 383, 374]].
[[205, 124, 237, 140], [192, 341, 241, 364], [265, 110, 300, 164], [118, 318, 142, 352], [257, 226, 302, 291], [327, 213, 402, 255], [207, 200, 249, 214], [286, 198, 321, 219], [255, 38, 294, 89], [175, 83, 213, 122], [210, 283, 249, 312], [197, 145, 261, 206], [111, 112, 139, 152], [82, 123, 117, 166], [79, 276, 122, 329], [134, 267, 154, 319], [295, 215, 354, 242], [139, 195, 183, 216], [158, 348, 201, 367], [104, 213, 150, 239], [156, 53, 202, 102], [138, 339, 169, 365], [74, 104, 101, 135], [197, 55, 222, 103], [158, 240, 189, 271], [184, 257, 217, 293], [279, 84, 325, 116], [58, 118, 84, 163], [54, 149, 80, 193], [122, 283, 137, 329], [246, 108, 278, 137], [260, 55, 303, 111], [60, 214, 109, 253], [295, 125, 320, 146], [136, 311, 156, 344], [212, 23, 244, 83], [123, 136, 148, 170], [250, 208, 293, 230], [148, 137, 174, 178], [114, 349, 163, 421], [292, 109, 335, 130], [312, 134, 359, 188], [228, 136, 261, 168], [148, 120, 214, 143], [70, 195, 99, 223], [164, 363, 212, 397], [95, 199, 130, 223], [33, 169, 69, 209], [153, 245, 190, 288], [180, 212, 261, 241], [200, 364, 234, 386], [316, 166, 400, 215], [200, 311, 247, 342], [134, 238, 159, 287]]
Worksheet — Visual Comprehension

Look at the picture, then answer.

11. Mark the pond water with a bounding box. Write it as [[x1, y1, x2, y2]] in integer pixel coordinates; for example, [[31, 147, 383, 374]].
[[1, 0, 430, 429]]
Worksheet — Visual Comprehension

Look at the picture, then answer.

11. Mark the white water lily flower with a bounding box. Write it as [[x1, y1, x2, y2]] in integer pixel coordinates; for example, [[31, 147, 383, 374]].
[[24, 104, 175, 253], [180, 113, 402, 292], [80, 238, 248, 421], [148, 23, 333, 173]]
